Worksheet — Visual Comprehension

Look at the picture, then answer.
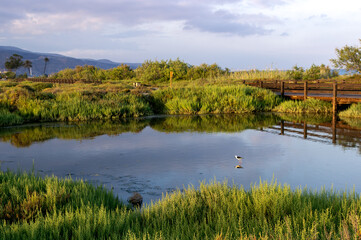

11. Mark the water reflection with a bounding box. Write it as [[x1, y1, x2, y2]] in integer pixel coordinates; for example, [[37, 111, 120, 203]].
[[1, 113, 361, 151], [1, 113, 361, 204]]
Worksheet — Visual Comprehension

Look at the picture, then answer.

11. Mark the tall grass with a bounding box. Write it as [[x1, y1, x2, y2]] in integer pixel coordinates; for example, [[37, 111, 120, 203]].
[[231, 69, 290, 80], [273, 99, 333, 113], [0, 81, 153, 125], [339, 103, 361, 118], [0, 108, 24, 126], [152, 85, 281, 114], [2, 171, 361, 239]]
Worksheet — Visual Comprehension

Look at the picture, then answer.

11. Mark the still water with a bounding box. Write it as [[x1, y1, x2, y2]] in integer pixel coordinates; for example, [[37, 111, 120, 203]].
[[1, 113, 361, 204]]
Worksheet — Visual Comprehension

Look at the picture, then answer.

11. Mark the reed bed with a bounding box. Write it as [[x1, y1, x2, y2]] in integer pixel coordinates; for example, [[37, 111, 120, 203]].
[[2, 171, 361, 239], [152, 86, 281, 115], [230, 69, 290, 81], [339, 103, 361, 118], [0, 82, 282, 127], [273, 99, 333, 113]]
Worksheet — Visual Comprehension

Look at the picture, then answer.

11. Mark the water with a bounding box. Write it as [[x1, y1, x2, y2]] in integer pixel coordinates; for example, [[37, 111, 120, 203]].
[[1, 113, 361, 204]]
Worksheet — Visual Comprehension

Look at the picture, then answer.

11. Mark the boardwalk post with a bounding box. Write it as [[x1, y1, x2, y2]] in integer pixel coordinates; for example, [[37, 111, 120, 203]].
[[304, 81, 308, 101], [281, 81, 284, 97], [332, 113, 337, 144], [303, 121, 307, 139], [280, 120, 284, 135], [333, 82, 337, 114]]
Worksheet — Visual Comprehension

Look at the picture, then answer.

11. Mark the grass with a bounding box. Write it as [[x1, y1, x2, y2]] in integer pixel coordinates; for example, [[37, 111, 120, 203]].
[[2, 170, 361, 239], [230, 69, 290, 80], [339, 103, 361, 118], [273, 98, 333, 113], [152, 86, 281, 114], [0, 82, 282, 127], [2, 79, 358, 128], [0, 108, 24, 126]]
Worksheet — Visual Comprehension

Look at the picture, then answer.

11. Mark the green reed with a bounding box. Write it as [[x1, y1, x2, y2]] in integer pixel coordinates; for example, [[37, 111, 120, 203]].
[[230, 69, 290, 80], [273, 99, 333, 113], [339, 103, 361, 119], [2, 170, 361, 239], [152, 85, 281, 114]]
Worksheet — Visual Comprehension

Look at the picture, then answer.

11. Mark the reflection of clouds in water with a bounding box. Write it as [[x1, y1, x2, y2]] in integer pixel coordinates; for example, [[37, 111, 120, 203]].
[[2, 115, 361, 203]]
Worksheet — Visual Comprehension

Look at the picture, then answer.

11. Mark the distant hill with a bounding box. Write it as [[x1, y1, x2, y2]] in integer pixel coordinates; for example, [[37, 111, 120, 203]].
[[0, 46, 141, 76]]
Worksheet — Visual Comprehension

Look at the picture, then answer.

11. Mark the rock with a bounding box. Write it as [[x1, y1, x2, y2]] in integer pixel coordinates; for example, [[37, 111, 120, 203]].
[[128, 192, 143, 208]]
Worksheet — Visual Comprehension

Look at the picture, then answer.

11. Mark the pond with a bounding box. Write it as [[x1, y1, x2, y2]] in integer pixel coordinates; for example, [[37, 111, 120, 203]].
[[1, 113, 361, 204]]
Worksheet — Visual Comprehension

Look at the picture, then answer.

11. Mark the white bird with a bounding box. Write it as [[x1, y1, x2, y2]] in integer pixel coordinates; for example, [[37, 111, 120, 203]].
[[235, 155, 243, 160]]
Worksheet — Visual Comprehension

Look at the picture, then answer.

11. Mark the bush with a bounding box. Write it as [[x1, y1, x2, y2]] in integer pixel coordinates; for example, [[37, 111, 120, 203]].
[[339, 103, 361, 118], [273, 99, 332, 113], [152, 85, 281, 114]]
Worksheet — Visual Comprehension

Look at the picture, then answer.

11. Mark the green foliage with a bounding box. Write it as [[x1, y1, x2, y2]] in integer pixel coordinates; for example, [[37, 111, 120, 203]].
[[4, 54, 24, 72], [108, 64, 135, 80], [0, 81, 153, 126], [331, 39, 361, 73], [152, 86, 281, 114], [5, 72, 17, 79], [0, 108, 24, 126], [303, 64, 321, 80], [2, 172, 361, 239], [135, 59, 189, 82], [339, 103, 361, 118], [273, 99, 333, 113], [52, 65, 107, 81], [232, 69, 290, 81]]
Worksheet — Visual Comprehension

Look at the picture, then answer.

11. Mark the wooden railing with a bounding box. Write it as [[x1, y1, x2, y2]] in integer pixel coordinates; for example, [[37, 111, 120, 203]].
[[14, 78, 102, 84], [262, 118, 361, 147], [242, 79, 361, 112]]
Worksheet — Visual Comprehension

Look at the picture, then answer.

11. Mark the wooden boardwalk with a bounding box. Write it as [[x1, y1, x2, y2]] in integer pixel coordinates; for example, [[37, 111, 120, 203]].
[[14, 78, 102, 84], [261, 117, 361, 146], [243, 79, 361, 112]]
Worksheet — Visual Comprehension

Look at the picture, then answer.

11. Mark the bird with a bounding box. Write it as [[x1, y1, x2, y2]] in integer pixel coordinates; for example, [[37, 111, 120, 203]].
[[235, 155, 243, 160], [235, 165, 243, 169], [128, 192, 143, 209]]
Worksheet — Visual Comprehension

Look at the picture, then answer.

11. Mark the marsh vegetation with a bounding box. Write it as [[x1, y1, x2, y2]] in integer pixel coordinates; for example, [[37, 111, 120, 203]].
[[2, 171, 361, 239]]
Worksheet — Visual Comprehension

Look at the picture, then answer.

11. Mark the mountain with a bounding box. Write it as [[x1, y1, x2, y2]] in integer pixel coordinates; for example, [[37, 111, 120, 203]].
[[0, 46, 141, 76]]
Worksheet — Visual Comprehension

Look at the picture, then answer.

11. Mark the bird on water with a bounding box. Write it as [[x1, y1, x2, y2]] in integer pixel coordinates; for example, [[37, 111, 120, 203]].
[[235, 155, 243, 169], [235, 155, 243, 160]]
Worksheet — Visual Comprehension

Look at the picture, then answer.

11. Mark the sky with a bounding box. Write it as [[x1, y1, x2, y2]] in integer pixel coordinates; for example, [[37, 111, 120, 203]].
[[1, 0, 361, 70]]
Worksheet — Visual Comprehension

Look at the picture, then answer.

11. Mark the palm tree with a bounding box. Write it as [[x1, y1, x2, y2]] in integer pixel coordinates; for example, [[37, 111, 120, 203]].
[[23, 60, 32, 76], [43, 57, 49, 75]]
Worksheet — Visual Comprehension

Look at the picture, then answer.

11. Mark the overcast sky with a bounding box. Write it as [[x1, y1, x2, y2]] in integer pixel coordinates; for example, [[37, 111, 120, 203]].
[[1, 0, 361, 69]]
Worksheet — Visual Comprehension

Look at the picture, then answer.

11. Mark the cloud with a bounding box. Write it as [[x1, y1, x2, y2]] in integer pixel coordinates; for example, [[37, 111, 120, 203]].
[[1, 0, 281, 37], [249, 0, 286, 7], [184, 11, 275, 35]]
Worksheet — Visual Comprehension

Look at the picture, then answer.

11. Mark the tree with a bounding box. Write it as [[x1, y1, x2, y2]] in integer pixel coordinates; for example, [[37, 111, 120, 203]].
[[330, 40, 361, 73], [23, 60, 33, 76], [43, 57, 49, 75], [4, 54, 24, 72]]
